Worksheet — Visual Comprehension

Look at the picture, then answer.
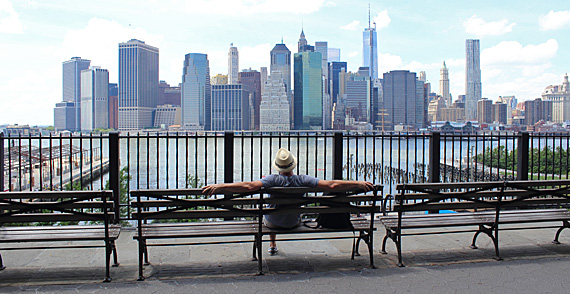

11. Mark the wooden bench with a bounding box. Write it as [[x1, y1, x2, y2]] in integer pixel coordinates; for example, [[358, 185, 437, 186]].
[[131, 186, 381, 280], [379, 180, 570, 267], [0, 190, 121, 282]]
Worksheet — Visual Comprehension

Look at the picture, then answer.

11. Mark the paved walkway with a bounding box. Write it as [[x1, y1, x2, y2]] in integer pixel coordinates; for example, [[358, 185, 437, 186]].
[[1, 225, 570, 293]]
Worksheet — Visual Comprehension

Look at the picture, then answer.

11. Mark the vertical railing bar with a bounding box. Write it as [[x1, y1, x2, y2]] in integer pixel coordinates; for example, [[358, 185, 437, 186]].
[[372, 131, 378, 185], [176, 132, 179, 189], [204, 132, 208, 186], [146, 132, 150, 189], [49, 133, 53, 190], [18, 136, 22, 190], [261, 134, 264, 179], [100, 133, 104, 190], [185, 132, 189, 187], [566, 133, 569, 179], [538, 134, 542, 180], [241, 132, 245, 181], [78, 133, 83, 190], [389, 134, 393, 190], [314, 133, 318, 178], [88, 133, 93, 190], [397, 132, 401, 183], [38, 134, 43, 191], [166, 132, 169, 189], [69, 134, 74, 190], [250, 133, 253, 181], [322, 132, 326, 179], [530, 133, 534, 181], [194, 132, 198, 185], [59, 133, 63, 190], [560, 134, 570, 179]]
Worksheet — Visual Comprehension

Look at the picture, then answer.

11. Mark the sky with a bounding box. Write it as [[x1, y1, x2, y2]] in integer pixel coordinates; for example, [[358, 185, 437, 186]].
[[1, 0, 569, 126]]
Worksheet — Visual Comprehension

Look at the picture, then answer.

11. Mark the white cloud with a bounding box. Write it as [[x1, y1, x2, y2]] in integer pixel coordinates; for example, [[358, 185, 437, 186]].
[[464, 15, 515, 37], [239, 43, 273, 71], [0, 66, 60, 125], [0, 0, 24, 34], [340, 20, 360, 31], [59, 18, 164, 82], [539, 10, 570, 30], [482, 39, 558, 65], [378, 53, 402, 73], [373, 10, 390, 30], [181, 0, 325, 15], [480, 39, 561, 100], [348, 51, 359, 58]]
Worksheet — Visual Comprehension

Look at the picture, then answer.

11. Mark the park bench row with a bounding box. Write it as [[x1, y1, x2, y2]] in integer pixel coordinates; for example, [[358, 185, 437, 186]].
[[2, 180, 570, 282]]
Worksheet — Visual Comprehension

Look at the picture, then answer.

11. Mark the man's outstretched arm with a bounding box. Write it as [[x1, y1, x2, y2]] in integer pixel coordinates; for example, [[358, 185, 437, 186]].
[[202, 181, 264, 195], [317, 180, 374, 192]]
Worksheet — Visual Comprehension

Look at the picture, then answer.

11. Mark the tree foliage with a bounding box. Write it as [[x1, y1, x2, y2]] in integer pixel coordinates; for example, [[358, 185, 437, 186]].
[[475, 145, 570, 175]]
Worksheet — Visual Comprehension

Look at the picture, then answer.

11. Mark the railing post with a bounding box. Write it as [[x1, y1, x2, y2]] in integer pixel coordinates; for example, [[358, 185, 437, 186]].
[[0, 132, 4, 191], [333, 131, 343, 180], [224, 131, 234, 221], [517, 131, 529, 181], [429, 131, 440, 183], [108, 131, 120, 223], [224, 131, 234, 184]]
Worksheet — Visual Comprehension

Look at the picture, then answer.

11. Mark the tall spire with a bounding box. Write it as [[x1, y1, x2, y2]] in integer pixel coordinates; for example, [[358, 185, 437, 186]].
[[368, 3, 371, 29]]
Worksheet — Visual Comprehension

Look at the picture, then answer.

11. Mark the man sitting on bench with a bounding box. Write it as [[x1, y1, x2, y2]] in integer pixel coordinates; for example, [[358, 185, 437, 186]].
[[202, 148, 373, 255]]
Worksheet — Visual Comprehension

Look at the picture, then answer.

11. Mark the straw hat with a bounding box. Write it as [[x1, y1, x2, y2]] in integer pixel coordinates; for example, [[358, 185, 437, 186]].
[[272, 148, 297, 173]]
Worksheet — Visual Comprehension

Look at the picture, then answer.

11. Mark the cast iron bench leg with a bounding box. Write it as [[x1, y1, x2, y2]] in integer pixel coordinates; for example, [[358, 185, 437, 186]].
[[380, 228, 393, 254], [0, 252, 5, 270], [252, 236, 258, 261], [138, 238, 146, 281], [104, 241, 112, 282], [112, 241, 120, 267], [553, 220, 570, 244]]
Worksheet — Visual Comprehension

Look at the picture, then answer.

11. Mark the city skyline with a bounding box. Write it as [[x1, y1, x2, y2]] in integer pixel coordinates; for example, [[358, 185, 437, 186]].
[[1, 0, 569, 125]]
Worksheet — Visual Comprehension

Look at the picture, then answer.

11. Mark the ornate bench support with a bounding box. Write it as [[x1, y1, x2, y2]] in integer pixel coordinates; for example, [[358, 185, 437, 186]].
[[470, 224, 501, 260], [553, 220, 570, 244]]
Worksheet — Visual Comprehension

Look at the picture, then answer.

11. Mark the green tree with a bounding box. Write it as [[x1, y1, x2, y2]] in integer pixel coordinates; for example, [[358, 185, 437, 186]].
[[475, 145, 569, 176]]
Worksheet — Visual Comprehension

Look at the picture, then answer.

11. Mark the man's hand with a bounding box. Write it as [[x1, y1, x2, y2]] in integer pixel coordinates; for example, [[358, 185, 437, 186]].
[[359, 181, 375, 192], [202, 183, 224, 196]]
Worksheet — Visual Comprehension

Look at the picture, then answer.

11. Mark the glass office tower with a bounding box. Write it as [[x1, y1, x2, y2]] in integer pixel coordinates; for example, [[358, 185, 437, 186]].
[[181, 53, 211, 130], [293, 51, 323, 130]]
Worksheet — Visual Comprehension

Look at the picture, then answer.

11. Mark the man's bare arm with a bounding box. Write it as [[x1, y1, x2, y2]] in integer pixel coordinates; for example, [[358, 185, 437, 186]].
[[317, 180, 374, 192], [202, 181, 264, 195]]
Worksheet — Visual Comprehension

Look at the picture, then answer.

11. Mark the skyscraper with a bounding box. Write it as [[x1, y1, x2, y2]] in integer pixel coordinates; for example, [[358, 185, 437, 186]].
[[228, 44, 239, 84], [260, 71, 290, 131], [80, 66, 109, 132], [363, 16, 378, 80], [298, 29, 308, 52], [315, 41, 329, 79], [59, 56, 90, 131], [465, 39, 481, 121], [329, 61, 348, 104], [239, 70, 261, 130], [270, 42, 292, 124], [382, 70, 425, 129], [211, 84, 249, 131], [294, 51, 323, 130], [118, 39, 159, 130], [181, 53, 211, 130], [440, 61, 451, 107], [260, 67, 268, 95]]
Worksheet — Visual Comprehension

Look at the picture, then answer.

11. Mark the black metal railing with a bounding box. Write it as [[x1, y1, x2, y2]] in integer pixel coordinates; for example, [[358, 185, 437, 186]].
[[3, 131, 570, 220]]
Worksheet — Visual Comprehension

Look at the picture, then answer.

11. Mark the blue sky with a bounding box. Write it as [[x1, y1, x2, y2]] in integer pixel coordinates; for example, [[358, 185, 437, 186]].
[[1, 0, 569, 125]]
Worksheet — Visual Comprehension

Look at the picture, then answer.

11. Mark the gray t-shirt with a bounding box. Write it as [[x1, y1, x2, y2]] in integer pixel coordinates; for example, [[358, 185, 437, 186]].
[[259, 174, 320, 228]]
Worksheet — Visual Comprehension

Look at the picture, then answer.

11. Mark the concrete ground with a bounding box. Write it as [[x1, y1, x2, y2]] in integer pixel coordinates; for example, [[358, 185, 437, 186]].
[[1, 223, 570, 293]]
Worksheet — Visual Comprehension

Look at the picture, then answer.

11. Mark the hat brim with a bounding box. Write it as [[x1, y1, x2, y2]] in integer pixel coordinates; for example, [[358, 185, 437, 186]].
[[273, 153, 297, 173]]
